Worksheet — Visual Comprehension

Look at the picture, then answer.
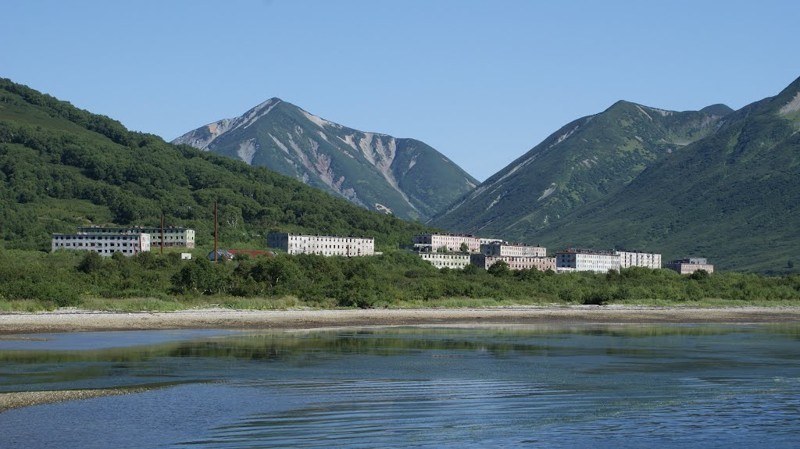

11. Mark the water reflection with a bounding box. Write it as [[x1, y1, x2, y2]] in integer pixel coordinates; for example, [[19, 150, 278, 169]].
[[1, 324, 799, 449]]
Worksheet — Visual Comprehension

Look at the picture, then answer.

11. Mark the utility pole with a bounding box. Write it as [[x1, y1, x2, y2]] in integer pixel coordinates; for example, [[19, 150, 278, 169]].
[[160, 213, 165, 255], [214, 201, 218, 262]]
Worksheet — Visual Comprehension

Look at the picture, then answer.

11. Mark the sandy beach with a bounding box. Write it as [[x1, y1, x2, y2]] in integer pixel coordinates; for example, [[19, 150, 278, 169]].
[[3, 306, 800, 335]]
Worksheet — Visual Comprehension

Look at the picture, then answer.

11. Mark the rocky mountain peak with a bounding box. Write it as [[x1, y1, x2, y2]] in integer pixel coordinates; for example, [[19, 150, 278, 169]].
[[174, 98, 477, 221]]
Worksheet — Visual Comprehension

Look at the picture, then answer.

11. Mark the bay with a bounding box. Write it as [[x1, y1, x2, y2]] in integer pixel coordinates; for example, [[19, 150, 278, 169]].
[[1, 324, 799, 448]]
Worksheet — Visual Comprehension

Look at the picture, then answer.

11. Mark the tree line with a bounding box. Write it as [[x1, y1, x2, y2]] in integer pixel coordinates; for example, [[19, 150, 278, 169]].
[[2, 248, 799, 311]]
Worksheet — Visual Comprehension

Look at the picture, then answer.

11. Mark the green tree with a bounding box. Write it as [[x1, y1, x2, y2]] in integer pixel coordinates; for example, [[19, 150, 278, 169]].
[[487, 260, 511, 277], [77, 251, 104, 274], [171, 258, 228, 295]]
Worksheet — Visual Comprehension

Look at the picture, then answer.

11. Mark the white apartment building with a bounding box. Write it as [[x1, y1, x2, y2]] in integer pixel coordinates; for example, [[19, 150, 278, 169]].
[[615, 250, 662, 269], [419, 252, 471, 270], [52, 232, 151, 257], [77, 226, 195, 248], [556, 249, 620, 273], [481, 241, 547, 258], [412, 233, 481, 253], [471, 254, 556, 271], [267, 233, 374, 257]]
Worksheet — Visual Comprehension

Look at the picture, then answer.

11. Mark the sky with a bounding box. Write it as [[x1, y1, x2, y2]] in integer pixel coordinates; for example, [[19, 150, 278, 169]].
[[3, 0, 799, 181]]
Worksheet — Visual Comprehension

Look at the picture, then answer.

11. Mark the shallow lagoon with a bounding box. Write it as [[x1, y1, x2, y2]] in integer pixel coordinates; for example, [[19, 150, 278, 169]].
[[1, 324, 799, 448]]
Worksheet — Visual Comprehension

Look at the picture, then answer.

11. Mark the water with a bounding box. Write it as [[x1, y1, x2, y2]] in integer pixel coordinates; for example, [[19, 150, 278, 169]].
[[1, 324, 799, 448]]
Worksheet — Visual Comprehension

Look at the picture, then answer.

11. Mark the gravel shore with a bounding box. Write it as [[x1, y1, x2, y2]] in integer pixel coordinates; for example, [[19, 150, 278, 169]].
[[2, 306, 800, 335], [0, 387, 153, 413]]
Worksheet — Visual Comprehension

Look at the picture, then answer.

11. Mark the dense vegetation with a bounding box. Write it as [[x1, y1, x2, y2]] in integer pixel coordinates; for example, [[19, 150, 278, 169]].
[[1, 78, 799, 312], [431, 101, 730, 244], [0, 78, 430, 252], [533, 77, 800, 273], [433, 77, 800, 273], [2, 248, 800, 312]]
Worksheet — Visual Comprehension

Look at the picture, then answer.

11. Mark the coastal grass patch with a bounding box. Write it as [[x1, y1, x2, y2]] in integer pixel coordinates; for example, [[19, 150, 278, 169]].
[[78, 297, 186, 312], [392, 296, 557, 309], [213, 296, 305, 310], [0, 298, 57, 312]]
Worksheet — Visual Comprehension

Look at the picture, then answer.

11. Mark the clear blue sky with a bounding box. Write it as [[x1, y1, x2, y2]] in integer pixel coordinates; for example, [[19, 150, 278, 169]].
[[3, 0, 799, 181]]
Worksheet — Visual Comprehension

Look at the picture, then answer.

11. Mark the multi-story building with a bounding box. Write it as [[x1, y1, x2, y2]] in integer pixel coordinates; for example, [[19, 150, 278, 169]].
[[665, 258, 715, 275], [77, 226, 195, 249], [412, 233, 481, 253], [267, 233, 374, 257], [419, 252, 471, 270], [615, 250, 662, 269], [471, 254, 556, 271], [555, 249, 620, 273], [52, 232, 151, 257], [481, 241, 546, 258]]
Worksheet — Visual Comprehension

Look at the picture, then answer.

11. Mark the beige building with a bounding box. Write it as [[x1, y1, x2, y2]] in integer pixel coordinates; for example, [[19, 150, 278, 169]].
[[77, 226, 195, 249], [52, 232, 151, 257], [471, 254, 556, 271], [412, 233, 481, 253], [267, 233, 374, 257], [556, 249, 620, 273], [665, 258, 715, 274], [419, 252, 471, 270], [615, 250, 662, 269]]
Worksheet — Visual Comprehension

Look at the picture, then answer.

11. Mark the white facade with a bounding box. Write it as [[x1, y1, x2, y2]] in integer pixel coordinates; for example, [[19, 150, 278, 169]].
[[615, 250, 662, 269], [77, 226, 195, 248], [556, 249, 620, 273], [412, 234, 481, 253], [52, 233, 151, 257], [419, 252, 471, 269], [267, 233, 374, 257], [481, 241, 546, 258]]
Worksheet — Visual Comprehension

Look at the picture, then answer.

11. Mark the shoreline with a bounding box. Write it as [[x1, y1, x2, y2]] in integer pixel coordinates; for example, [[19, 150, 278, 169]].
[[3, 306, 800, 335]]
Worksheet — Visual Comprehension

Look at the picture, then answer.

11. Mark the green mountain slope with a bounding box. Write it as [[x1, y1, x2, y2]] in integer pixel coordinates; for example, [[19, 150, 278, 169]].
[[174, 99, 478, 221], [533, 76, 800, 272], [430, 100, 730, 237], [0, 79, 431, 251]]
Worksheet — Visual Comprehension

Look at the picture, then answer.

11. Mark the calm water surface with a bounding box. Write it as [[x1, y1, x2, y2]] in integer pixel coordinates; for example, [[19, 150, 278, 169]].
[[1, 324, 799, 448]]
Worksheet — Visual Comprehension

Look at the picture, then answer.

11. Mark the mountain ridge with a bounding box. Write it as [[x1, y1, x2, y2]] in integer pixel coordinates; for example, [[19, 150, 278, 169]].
[[433, 75, 800, 272], [430, 98, 730, 236], [174, 99, 478, 221]]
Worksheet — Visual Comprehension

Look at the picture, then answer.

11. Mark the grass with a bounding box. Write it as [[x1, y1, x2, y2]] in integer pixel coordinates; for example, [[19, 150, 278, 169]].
[[0, 299, 57, 313]]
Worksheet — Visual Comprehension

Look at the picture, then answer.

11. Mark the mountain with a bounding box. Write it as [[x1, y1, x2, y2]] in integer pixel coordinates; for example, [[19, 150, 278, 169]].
[[173, 99, 478, 221], [532, 76, 800, 272], [430, 99, 732, 238], [0, 79, 431, 251], [432, 76, 800, 272]]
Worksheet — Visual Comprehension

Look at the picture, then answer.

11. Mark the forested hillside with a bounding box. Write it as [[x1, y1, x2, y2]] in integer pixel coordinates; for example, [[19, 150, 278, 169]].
[[0, 79, 431, 252], [430, 101, 730, 238], [431, 76, 800, 272], [531, 77, 800, 272]]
